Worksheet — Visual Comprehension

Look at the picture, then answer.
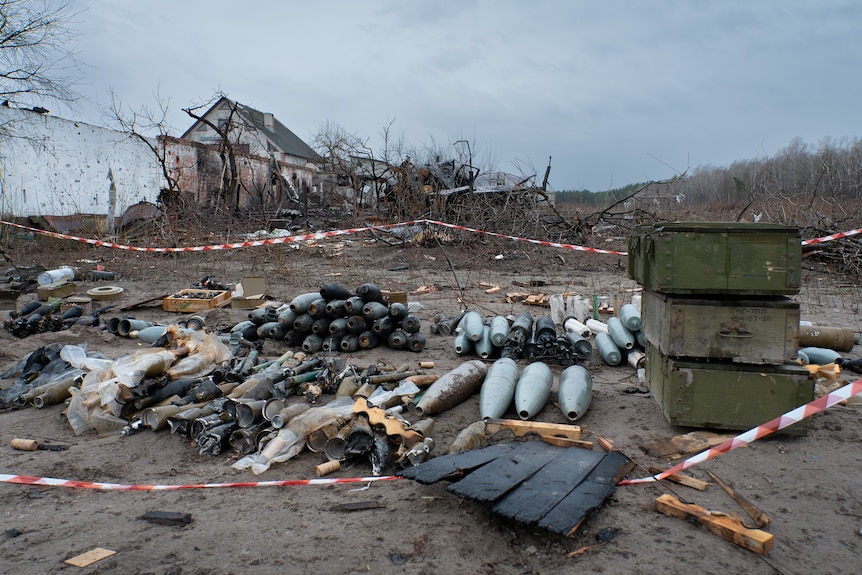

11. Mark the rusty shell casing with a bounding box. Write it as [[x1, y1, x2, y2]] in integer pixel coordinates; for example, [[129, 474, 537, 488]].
[[409, 417, 436, 438], [479, 357, 519, 420], [447, 421, 487, 454], [336, 375, 359, 397], [142, 404, 186, 432], [414, 359, 488, 417], [513, 361, 553, 420], [314, 459, 341, 477], [558, 364, 593, 421], [32, 377, 80, 408], [798, 325, 858, 352]]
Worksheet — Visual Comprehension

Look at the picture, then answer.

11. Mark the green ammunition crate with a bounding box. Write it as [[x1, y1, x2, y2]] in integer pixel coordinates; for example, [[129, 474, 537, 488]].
[[645, 343, 813, 434], [642, 291, 800, 364], [628, 222, 801, 295]]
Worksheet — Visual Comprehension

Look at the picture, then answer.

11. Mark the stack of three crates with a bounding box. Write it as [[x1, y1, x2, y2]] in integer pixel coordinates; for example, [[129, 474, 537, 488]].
[[628, 222, 814, 434]]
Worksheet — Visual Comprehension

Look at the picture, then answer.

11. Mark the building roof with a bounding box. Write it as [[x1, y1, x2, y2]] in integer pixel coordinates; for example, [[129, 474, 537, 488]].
[[181, 97, 320, 163]]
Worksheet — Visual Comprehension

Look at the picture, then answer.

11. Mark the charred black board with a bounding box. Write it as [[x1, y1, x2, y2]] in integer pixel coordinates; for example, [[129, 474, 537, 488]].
[[399, 442, 518, 484], [490, 446, 605, 524], [446, 441, 563, 503], [537, 451, 631, 536]]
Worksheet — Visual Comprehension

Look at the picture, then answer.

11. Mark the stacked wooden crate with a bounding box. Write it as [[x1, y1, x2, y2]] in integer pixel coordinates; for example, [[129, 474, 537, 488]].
[[628, 222, 814, 434]]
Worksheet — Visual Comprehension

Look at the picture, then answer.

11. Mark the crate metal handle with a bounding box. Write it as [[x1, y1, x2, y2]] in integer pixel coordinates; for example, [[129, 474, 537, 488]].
[[717, 324, 754, 338]]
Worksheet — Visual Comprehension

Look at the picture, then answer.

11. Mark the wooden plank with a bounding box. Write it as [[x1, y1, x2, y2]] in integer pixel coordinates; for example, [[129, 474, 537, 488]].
[[447, 441, 563, 504], [484, 418, 581, 441], [398, 442, 517, 484], [491, 447, 605, 524], [537, 451, 631, 536], [642, 430, 735, 459], [704, 470, 771, 527], [655, 494, 774, 554], [64, 547, 116, 567], [648, 466, 710, 491]]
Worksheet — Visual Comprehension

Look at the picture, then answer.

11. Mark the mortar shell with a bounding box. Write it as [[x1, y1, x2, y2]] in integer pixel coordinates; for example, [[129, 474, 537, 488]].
[[479, 357, 519, 420], [513, 361, 553, 420], [558, 364, 593, 421]]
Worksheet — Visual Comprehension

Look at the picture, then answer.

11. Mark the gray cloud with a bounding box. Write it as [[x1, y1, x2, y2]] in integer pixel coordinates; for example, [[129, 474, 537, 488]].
[[58, 0, 862, 192]]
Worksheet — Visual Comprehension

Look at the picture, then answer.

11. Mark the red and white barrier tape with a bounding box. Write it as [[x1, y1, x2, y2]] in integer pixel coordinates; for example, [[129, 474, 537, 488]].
[[0, 219, 422, 253], [424, 219, 627, 255], [619, 379, 862, 485], [0, 472, 401, 491], [0, 218, 623, 255], [3, 217, 859, 258], [801, 227, 862, 246]]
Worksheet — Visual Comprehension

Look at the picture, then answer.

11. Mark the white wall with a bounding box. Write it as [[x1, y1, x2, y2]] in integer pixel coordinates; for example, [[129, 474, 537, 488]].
[[0, 107, 164, 218]]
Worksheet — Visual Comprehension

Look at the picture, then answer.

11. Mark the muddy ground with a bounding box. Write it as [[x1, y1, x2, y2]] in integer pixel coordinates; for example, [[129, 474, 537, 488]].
[[0, 232, 860, 575]]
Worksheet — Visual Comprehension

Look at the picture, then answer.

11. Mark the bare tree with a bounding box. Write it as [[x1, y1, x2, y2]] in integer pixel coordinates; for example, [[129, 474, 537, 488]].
[[105, 87, 180, 193], [183, 94, 244, 213], [0, 0, 80, 112]]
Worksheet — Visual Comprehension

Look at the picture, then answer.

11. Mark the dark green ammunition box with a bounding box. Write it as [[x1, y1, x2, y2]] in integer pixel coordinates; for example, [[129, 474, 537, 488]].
[[641, 291, 800, 364], [628, 222, 801, 295], [645, 343, 813, 434]]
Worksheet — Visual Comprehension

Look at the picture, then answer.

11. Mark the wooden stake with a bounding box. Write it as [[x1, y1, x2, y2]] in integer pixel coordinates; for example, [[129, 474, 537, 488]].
[[655, 494, 774, 554], [648, 466, 709, 491]]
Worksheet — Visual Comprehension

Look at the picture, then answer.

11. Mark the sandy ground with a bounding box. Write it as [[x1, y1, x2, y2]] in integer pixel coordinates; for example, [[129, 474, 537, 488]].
[[0, 236, 860, 575]]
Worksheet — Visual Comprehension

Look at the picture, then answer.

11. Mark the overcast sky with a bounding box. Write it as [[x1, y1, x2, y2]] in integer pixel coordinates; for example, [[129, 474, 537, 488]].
[[58, 0, 862, 192]]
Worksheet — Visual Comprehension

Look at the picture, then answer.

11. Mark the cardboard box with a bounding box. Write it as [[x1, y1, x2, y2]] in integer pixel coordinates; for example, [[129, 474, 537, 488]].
[[231, 276, 267, 309], [163, 289, 231, 312]]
